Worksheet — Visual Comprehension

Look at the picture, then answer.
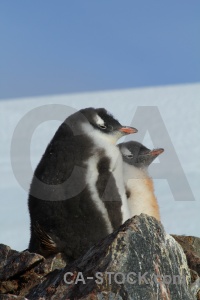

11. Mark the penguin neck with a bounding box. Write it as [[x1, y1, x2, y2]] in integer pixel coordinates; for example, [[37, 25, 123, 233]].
[[81, 122, 118, 145], [81, 122, 121, 168], [123, 162, 160, 221]]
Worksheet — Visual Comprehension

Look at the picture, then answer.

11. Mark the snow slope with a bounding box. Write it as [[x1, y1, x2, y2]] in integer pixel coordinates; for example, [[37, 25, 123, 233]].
[[0, 83, 200, 251]]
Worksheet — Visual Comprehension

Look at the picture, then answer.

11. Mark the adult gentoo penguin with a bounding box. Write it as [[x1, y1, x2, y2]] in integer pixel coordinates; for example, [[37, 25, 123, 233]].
[[28, 107, 137, 260], [118, 141, 164, 221]]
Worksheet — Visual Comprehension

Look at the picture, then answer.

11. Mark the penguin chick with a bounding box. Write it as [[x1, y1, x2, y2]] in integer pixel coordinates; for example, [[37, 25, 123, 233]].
[[118, 141, 164, 221], [28, 107, 137, 260]]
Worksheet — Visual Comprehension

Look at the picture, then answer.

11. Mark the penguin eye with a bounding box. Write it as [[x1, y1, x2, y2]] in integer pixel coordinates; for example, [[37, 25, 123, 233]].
[[126, 154, 133, 159], [99, 124, 107, 130]]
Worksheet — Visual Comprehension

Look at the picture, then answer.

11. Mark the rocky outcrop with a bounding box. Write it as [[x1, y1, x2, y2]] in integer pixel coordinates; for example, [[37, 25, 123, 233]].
[[172, 235, 200, 276], [0, 215, 197, 299], [172, 235, 200, 299]]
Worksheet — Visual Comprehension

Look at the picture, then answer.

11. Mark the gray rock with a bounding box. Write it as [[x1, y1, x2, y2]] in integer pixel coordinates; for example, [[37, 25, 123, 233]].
[[172, 235, 200, 298], [26, 214, 194, 300], [172, 235, 200, 277], [0, 245, 65, 296], [0, 245, 44, 281]]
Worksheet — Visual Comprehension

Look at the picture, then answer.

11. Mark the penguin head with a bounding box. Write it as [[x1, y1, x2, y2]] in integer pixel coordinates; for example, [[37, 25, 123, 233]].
[[80, 108, 138, 144], [118, 141, 164, 168]]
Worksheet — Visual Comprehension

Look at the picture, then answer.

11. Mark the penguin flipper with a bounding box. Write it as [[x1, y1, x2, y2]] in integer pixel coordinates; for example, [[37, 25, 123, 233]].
[[33, 222, 58, 255]]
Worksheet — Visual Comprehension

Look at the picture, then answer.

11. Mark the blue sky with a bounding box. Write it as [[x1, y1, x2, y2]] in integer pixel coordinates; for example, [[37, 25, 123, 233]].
[[0, 1, 199, 99]]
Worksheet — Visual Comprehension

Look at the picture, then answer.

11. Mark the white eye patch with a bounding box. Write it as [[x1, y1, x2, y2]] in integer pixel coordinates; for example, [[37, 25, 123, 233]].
[[121, 147, 132, 156], [95, 114, 105, 126]]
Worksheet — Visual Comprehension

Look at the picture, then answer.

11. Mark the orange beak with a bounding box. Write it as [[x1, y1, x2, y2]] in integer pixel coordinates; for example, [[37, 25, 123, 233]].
[[149, 148, 164, 156], [119, 126, 138, 135]]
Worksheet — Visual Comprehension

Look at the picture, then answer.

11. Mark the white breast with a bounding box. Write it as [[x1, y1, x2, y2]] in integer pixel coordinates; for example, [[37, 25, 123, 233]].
[[82, 123, 130, 226], [86, 155, 113, 233], [103, 143, 130, 223], [123, 163, 160, 221]]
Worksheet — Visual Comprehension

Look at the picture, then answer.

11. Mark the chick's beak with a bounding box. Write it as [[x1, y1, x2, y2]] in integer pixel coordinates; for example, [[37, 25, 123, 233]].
[[149, 148, 164, 156], [119, 126, 138, 135]]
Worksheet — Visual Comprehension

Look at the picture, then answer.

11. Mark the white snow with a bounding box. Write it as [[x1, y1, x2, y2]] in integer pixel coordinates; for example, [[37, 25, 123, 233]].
[[0, 83, 200, 251]]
